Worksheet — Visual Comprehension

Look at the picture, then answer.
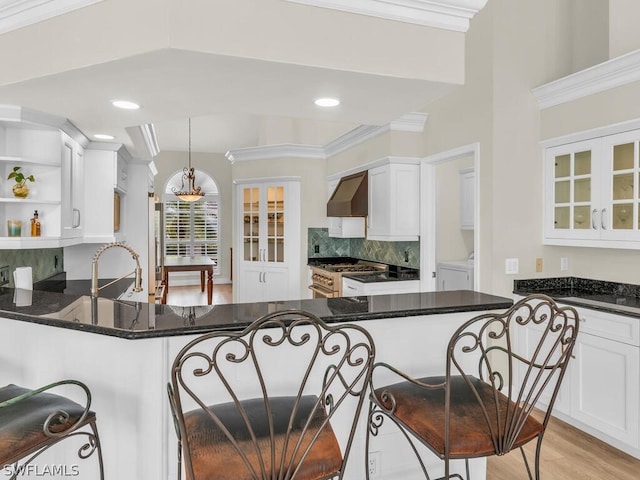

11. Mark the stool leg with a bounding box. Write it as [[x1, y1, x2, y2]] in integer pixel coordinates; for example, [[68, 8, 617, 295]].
[[89, 420, 105, 480]]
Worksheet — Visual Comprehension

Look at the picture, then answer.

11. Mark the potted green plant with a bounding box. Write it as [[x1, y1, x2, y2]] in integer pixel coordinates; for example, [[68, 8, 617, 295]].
[[8, 166, 35, 198]]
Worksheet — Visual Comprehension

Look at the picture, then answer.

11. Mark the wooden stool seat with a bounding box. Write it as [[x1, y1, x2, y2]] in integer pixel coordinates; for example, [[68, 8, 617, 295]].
[[168, 309, 375, 480], [0, 384, 96, 465], [183, 395, 342, 480], [375, 375, 543, 458]]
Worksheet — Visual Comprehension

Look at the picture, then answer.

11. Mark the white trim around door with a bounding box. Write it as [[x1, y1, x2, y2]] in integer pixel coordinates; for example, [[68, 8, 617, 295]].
[[420, 142, 480, 292]]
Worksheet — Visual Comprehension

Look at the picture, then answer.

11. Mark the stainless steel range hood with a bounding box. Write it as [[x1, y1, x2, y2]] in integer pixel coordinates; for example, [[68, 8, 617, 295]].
[[327, 171, 368, 217]]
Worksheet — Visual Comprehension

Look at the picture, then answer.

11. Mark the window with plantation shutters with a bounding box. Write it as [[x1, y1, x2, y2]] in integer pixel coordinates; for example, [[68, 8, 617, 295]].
[[164, 200, 219, 267], [163, 169, 220, 274]]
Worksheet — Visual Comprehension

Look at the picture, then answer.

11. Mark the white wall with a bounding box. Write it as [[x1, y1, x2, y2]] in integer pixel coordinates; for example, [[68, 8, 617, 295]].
[[435, 156, 474, 263], [609, 0, 640, 58]]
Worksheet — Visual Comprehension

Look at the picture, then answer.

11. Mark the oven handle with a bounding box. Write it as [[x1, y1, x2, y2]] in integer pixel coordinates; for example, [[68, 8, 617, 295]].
[[308, 285, 336, 298]]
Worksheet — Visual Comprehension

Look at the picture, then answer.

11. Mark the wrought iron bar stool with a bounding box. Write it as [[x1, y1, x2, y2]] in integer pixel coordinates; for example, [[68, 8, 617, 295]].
[[168, 309, 375, 480], [366, 294, 579, 480], [0, 379, 104, 479]]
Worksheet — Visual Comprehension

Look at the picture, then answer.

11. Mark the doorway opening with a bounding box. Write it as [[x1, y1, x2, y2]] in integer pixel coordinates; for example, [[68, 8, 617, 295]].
[[420, 143, 480, 292]]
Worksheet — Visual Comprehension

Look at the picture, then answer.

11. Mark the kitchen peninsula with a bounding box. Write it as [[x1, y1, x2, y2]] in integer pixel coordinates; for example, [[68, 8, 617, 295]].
[[0, 287, 512, 480]]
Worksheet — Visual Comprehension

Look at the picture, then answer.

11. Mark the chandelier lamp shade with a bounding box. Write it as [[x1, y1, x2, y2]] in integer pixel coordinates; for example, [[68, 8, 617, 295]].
[[173, 118, 205, 202]]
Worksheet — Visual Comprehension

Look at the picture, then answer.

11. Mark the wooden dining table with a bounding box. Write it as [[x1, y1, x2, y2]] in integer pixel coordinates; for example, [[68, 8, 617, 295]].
[[162, 255, 216, 305]]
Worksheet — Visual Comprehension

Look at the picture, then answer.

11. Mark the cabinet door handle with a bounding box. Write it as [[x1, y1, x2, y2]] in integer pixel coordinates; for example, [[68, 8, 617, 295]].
[[601, 208, 607, 229], [73, 208, 81, 228], [591, 209, 598, 229]]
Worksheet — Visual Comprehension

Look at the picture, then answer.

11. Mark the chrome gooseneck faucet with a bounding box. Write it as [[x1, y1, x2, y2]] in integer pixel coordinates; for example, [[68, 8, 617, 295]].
[[91, 242, 143, 297]]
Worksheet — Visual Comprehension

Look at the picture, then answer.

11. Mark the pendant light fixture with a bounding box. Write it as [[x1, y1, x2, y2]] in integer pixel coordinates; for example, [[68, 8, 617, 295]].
[[173, 117, 204, 202]]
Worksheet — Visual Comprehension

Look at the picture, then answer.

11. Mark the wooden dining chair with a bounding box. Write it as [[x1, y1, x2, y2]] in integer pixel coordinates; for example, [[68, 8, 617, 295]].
[[167, 309, 375, 480], [366, 294, 579, 480], [0, 379, 104, 479]]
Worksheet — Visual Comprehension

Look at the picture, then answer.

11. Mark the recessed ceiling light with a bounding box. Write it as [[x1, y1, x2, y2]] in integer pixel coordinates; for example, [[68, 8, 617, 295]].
[[314, 97, 340, 107], [94, 133, 115, 140], [111, 99, 140, 110]]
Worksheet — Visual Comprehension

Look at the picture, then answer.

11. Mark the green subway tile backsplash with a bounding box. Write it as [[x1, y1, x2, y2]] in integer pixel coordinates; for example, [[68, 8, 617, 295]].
[[0, 248, 63, 287], [307, 228, 420, 268]]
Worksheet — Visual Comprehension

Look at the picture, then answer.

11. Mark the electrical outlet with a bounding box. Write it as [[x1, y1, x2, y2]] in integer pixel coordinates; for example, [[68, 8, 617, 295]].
[[561, 257, 569, 271], [368, 451, 381, 479], [314, 245, 320, 254], [535, 258, 543, 272], [0, 265, 9, 286]]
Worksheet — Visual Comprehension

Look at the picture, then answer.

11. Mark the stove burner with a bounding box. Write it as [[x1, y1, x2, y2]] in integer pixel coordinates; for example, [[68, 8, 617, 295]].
[[333, 265, 379, 272], [318, 263, 382, 273]]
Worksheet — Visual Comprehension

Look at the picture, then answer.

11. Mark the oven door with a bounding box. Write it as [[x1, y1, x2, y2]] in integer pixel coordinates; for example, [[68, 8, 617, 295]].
[[308, 284, 339, 299]]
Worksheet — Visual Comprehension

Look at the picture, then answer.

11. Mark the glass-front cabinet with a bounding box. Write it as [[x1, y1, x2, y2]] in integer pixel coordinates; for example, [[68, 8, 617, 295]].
[[241, 184, 286, 263], [601, 130, 640, 240], [236, 178, 300, 303], [545, 139, 600, 241], [544, 129, 640, 248]]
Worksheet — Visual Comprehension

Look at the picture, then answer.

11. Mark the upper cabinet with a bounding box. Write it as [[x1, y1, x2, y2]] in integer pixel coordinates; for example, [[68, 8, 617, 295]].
[[459, 167, 475, 230], [0, 106, 88, 248], [544, 129, 640, 248], [367, 159, 420, 241], [61, 132, 84, 239], [83, 145, 130, 243]]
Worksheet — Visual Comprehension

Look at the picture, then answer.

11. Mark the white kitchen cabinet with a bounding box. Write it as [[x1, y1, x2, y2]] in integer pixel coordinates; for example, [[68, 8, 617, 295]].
[[459, 167, 475, 230], [326, 178, 365, 238], [0, 106, 90, 248], [61, 133, 84, 239], [518, 299, 640, 457], [437, 261, 474, 291], [115, 152, 128, 193], [235, 178, 300, 303], [83, 145, 130, 243], [367, 160, 419, 241], [544, 129, 640, 248], [0, 125, 62, 244], [342, 277, 420, 297], [570, 329, 639, 447]]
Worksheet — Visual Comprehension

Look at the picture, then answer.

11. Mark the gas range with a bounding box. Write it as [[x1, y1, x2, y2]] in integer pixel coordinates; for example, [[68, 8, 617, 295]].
[[309, 260, 387, 298]]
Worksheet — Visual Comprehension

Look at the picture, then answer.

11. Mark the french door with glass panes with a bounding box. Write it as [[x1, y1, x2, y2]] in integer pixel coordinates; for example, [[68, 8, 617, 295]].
[[545, 131, 640, 247], [236, 179, 300, 303]]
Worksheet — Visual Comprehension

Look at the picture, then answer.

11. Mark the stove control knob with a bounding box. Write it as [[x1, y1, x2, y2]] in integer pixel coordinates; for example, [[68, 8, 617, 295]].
[[327, 279, 334, 286]]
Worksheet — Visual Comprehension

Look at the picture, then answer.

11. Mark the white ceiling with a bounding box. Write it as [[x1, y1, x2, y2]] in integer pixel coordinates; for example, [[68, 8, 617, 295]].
[[0, 48, 456, 156], [0, 0, 492, 158]]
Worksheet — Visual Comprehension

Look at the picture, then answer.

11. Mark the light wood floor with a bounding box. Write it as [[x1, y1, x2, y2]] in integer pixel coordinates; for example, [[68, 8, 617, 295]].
[[487, 413, 640, 479], [163, 285, 640, 479], [163, 283, 233, 306]]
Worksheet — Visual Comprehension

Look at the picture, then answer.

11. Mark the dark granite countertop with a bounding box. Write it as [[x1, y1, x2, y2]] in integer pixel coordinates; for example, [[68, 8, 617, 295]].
[[0, 287, 512, 340], [514, 277, 640, 318], [342, 272, 418, 283]]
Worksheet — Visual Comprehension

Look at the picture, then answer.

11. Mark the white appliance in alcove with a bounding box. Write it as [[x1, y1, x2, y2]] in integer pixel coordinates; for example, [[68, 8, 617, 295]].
[[437, 258, 474, 291]]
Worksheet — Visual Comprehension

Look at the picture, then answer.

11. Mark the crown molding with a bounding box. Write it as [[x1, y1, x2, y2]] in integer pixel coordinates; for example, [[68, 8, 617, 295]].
[[0, 104, 89, 146], [533, 48, 640, 109], [325, 112, 428, 157], [389, 111, 429, 132], [323, 124, 382, 158], [0, 0, 103, 34], [225, 144, 326, 163], [285, 0, 487, 32], [226, 112, 428, 162]]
